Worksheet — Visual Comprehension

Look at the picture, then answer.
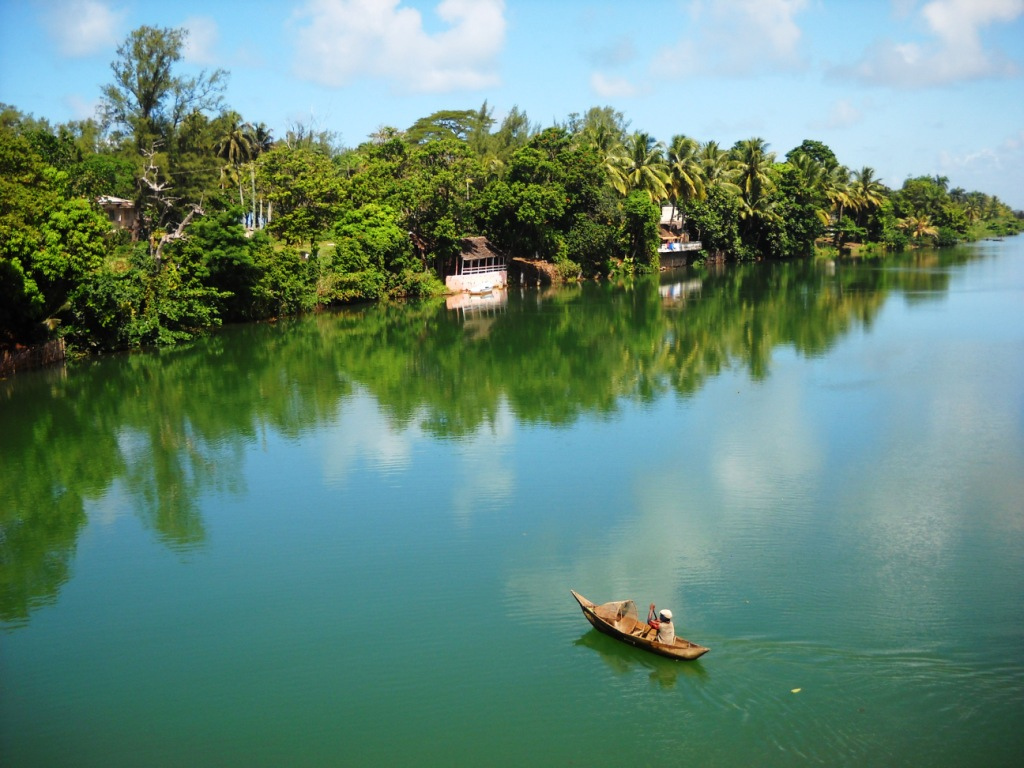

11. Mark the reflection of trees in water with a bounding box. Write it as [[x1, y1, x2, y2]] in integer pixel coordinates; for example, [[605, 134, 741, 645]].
[[0, 249, 975, 622], [0, 366, 121, 624]]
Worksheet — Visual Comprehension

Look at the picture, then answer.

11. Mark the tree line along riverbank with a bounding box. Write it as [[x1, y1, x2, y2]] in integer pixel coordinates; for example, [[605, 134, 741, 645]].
[[2, 25, 1021, 366]]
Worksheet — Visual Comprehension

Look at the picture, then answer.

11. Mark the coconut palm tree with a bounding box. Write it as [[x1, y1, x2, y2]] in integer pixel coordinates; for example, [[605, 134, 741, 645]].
[[580, 120, 628, 195], [249, 122, 274, 156], [699, 141, 740, 195], [666, 134, 706, 223], [822, 163, 853, 244], [615, 131, 669, 202], [963, 198, 983, 225], [788, 151, 832, 226], [238, 122, 274, 228], [215, 113, 254, 172], [730, 137, 776, 221], [850, 166, 887, 225], [898, 214, 939, 240], [215, 112, 256, 211]]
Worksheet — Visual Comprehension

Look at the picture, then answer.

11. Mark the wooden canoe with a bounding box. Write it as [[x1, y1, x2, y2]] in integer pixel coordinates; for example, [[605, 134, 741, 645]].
[[571, 590, 709, 661]]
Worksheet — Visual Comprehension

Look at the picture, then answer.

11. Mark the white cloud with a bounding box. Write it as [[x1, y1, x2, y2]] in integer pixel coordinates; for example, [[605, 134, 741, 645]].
[[654, 0, 809, 77], [811, 98, 863, 130], [836, 0, 1024, 87], [183, 16, 220, 65], [938, 129, 1024, 200], [590, 72, 639, 98], [291, 0, 506, 93], [321, 390, 419, 488], [64, 93, 101, 120], [43, 0, 124, 57]]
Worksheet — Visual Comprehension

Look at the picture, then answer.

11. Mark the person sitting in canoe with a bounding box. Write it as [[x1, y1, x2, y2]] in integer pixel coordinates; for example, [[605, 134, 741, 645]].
[[648, 603, 675, 644]]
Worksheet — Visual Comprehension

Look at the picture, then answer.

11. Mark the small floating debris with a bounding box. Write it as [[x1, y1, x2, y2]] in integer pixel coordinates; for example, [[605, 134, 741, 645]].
[[791, 688, 802, 694]]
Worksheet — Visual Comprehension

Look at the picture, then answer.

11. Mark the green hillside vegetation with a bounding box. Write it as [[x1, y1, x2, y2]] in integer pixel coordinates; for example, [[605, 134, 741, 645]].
[[2, 25, 1021, 353]]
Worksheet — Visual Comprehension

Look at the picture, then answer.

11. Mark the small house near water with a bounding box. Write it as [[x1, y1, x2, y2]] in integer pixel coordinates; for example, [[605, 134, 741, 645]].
[[659, 205, 701, 267], [446, 236, 508, 294], [97, 196, 138, 238]]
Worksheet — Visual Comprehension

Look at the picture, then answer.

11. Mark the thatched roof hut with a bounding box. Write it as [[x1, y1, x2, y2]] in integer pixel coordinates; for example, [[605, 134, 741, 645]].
[[446, 236, 508, 292]]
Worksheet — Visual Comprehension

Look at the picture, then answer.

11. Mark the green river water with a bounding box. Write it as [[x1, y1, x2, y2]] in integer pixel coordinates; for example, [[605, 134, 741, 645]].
[[2, 237, 1023, 766]]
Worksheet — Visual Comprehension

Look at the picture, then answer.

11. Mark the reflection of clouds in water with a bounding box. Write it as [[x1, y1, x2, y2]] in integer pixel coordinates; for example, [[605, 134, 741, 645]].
[[451, 399, 516, 528], [602, 484, 716, 606], [321, 391, 516, 525], [711, 369, 822, 512], [502, 330, 1024, 638], [505, 371, 825, 625], [835, 339, 1024, 643], [859, 341, 1024, 561], [322, 389, 422, 488], [91, 482, 135, 525]]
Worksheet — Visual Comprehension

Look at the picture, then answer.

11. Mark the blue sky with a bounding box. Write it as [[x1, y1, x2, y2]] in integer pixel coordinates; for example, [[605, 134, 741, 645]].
[[2, 0, 1023, 207]]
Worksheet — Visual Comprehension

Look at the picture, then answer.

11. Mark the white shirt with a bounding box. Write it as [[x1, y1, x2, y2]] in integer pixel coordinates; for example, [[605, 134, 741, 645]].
[[656, 619, 675, 644]]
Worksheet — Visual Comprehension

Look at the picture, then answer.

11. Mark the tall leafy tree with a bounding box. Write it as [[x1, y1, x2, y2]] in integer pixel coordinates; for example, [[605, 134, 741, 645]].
[[0, 124, 114, 344], [258, 145, 343, 250], [786, 139, 837, 168], [405, 109, 482, 145], [101, 26, 226, 154]]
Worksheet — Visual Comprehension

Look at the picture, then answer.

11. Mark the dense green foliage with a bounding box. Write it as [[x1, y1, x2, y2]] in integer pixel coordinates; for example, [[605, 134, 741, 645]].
[[1, 24, 1020, 354]]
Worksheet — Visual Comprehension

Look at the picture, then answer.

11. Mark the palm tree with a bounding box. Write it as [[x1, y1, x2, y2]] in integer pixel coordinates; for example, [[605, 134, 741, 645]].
[[615, 131, 669, 202], [823, 163, 853, 245], [215, 112, 256, 210], [963, 198, 983, 225], [788, 152, 832, 227], [580, 120, 628, 195], [249, 122, 274, 156], [215, 113, 254, 171], [666, 134, 706, 223], [699, 141, 740, 195], [730, 137, 776, 221], [850, 166, 886, 225], [899, 214, 939, 240]]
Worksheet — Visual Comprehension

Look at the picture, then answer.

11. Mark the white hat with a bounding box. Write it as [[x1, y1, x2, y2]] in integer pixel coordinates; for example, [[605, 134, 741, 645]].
[[659, 609, 672, 620]]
